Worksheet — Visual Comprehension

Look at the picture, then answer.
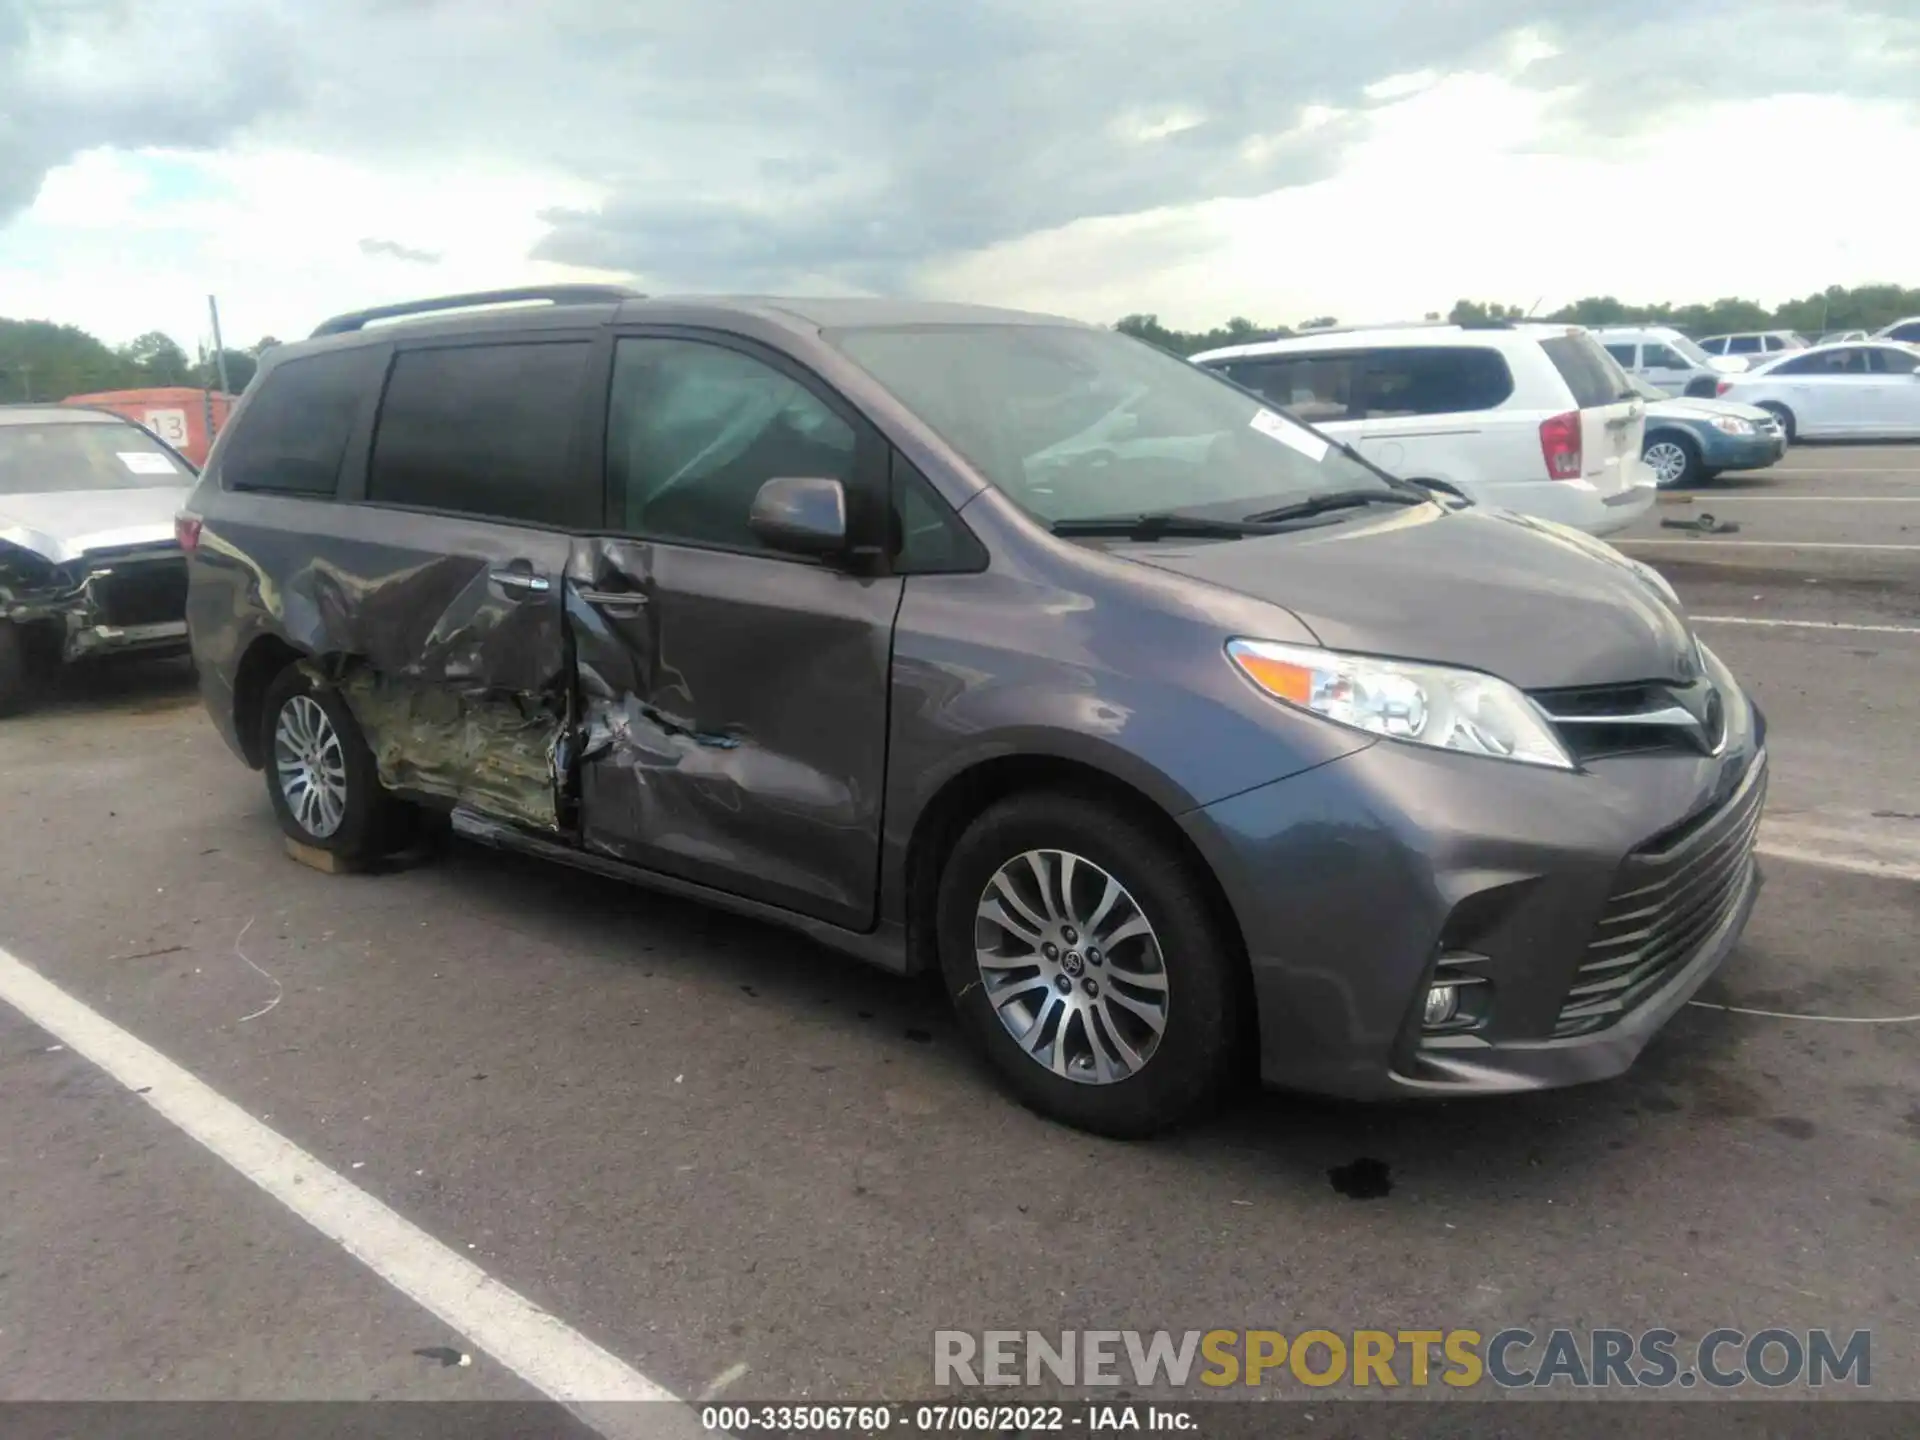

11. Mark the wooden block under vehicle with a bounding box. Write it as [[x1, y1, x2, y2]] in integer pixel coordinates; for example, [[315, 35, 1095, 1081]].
[[283, 837, 367, 874]]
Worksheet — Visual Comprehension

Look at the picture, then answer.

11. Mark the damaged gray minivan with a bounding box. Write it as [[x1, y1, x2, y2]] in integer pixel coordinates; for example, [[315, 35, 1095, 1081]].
[[1, 405, 196, 715], [186, 286, 1766, 1137]]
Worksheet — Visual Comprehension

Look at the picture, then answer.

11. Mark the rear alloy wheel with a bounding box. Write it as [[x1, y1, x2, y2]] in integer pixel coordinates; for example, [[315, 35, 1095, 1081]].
[[260, 663, 395, 862], [937, 790, 1241, 1137], [1644, 433, 1701, 489]]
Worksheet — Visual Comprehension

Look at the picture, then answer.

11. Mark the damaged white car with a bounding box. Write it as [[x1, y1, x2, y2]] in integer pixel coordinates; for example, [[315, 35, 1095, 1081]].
[[0, 405, 197, 715]]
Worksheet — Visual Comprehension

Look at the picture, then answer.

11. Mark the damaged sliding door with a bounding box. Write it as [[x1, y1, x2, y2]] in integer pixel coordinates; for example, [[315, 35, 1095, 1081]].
[[328, 336, 602, 832]]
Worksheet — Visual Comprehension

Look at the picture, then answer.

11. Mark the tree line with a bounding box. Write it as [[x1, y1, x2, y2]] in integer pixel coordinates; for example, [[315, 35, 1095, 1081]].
[[0, 319, 278, 404], [1116, 283, 1920, 356]]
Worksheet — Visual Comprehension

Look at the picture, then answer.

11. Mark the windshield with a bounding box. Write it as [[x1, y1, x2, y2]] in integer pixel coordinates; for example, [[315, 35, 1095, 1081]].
[[0, 422, 191, 496], [1667, 334, 1713, 367], [829, 324, 1399, 523]]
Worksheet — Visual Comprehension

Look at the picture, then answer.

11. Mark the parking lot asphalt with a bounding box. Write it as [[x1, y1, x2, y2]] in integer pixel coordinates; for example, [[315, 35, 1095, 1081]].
[[1, 446, 1916, 1417]]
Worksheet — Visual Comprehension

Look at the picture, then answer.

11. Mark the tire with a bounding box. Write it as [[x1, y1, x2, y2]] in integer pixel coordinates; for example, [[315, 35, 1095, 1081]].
[[259, 663, 396, 862], [1759, 403, 1796, 445], [1644, 431, 1701, 490], [935, 789, 1243, 1138], [0, 622, 26, 718]]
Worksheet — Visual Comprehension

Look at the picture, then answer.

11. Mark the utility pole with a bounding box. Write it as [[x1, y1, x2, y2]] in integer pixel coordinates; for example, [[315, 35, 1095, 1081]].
[[208, 295, 232, 439], [17, 362, 32, 402]]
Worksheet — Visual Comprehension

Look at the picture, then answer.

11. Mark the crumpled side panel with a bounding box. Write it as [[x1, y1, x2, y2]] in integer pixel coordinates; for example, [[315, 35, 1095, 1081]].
[[322, 662, 564, 832]]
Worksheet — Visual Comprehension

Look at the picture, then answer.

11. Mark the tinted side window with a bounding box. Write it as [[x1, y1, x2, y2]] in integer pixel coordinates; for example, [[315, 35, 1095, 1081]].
[[1224, 355, 1361, 421], [220, 347, 378, 494], [1538, 334, 1627, 409], [1643, 343, 1687, 369], [606, 338, 857, 553], [367, 342, 595, 527], [1728, 336, 1763, 354], [1363, 347, 1514, 415], [1771, 353, 1826, 376], [1869, 346, 1919, 374], [1891, 322, 1920, 343], [1602, 343, 1637, 367]]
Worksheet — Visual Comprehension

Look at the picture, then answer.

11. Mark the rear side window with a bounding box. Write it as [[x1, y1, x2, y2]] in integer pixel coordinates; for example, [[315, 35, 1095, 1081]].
[[1538, 334, 1629, 408], [367, 342, 595, 528], [1227, 347, 1513, 420], [1220, 355, 1361, 421], [1727, 336, 1763, 355], [1869, 347, 1918, 374], [220, 348, 379, 494], [1602, 342, 1637, 367]]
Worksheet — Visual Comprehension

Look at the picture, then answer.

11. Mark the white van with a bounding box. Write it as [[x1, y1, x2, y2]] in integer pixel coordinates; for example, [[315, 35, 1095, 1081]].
[[1192, 324, 1657, 537], [1591, 325, 1745, 397]]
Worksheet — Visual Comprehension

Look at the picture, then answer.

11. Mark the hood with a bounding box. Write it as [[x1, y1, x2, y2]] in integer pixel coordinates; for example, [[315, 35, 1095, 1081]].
[[0, 486, 192, 566], [1116, 503, 1697, 692], [1648, 395, 1774, 424]]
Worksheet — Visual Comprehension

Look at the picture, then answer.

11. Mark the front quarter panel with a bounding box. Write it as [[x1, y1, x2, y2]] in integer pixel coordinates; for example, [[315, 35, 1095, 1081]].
[[877, 495, 1378, 927]]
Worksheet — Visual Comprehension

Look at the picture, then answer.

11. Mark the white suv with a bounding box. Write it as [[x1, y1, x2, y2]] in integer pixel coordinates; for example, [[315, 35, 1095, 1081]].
[[1192, 324, 1657, 536], [1592, 325, 1745, 397]]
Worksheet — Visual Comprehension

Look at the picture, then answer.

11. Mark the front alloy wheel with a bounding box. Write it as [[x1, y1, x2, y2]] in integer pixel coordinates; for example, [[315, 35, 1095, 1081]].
[[975, 849, 1170, 1084], [1645, 436, 1698, 489], [937, 790, 1241, 1137]]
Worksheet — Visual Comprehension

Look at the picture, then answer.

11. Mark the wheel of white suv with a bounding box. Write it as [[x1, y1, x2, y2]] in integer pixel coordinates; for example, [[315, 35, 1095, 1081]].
[[260, 663, 395, 862], [935, 790, 1242, 1138]]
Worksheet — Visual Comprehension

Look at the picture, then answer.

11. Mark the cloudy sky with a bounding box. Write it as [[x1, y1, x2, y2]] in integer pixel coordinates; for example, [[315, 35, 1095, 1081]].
[[2, 0, 1917, 348]]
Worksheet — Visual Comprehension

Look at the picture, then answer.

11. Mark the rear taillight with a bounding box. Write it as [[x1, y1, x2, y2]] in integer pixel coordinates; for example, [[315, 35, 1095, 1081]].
[[175, 513, 202, 553], [1539, 411, 1583, 480]]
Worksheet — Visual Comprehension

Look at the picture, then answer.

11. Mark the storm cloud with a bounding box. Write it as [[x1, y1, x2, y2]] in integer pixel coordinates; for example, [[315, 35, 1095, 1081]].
[[5, 0, 1916, 291]]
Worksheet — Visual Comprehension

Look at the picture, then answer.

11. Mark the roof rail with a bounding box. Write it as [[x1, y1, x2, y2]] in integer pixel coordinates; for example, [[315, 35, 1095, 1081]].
[[310, 285, 645, 338]]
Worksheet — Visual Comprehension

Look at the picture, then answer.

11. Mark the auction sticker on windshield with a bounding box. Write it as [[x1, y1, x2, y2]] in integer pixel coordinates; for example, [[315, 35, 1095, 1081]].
[[1250, 408, 1329, 463], [117, 451, 178, 475]]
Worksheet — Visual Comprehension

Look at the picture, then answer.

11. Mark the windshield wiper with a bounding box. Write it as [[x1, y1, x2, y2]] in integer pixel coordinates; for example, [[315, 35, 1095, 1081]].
[[1049, 512, 1275, 540], [1241, 489, 1425, 525]]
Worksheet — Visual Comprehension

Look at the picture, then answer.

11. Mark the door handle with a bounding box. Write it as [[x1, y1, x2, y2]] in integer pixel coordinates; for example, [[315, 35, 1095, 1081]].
[[578, 587, 649, 616], [490, 569, 551, 595]]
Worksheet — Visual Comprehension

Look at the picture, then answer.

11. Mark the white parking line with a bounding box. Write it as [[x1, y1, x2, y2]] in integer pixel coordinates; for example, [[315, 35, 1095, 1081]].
[[1680, 496, 1920, 502], [1766, 467, 1920, 475], [1757, 816, 1920, 883], [1618, 539, 1920, 551], [1694, 616, 1920, 635], [0, 945, 698, 1439]]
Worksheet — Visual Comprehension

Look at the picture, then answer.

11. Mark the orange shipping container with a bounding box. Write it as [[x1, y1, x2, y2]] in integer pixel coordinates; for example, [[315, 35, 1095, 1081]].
[[59, 386, 237, 468]]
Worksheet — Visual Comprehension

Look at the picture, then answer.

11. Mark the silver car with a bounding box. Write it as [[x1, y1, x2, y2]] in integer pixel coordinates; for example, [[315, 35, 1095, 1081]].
[[0, 405, 197, 714]]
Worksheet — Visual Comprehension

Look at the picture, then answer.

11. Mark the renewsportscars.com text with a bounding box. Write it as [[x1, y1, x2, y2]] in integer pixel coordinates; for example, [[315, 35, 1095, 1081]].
[[934, 1328, 1872, 1390]]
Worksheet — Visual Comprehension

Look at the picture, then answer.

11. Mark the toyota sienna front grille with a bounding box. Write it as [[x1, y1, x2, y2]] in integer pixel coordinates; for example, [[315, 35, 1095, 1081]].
[[1555, 754, 1767, 1037]]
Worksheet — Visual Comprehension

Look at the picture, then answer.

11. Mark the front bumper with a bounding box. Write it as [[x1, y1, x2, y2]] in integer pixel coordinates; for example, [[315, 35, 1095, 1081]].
[[1698, 429, 1785, 472], [4, 546, 190, 663], [1180, 658, 1766, 1100]]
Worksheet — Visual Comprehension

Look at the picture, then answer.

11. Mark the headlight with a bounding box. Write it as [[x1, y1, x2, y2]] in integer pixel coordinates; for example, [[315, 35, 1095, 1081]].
[[1711, 415, 1754, 435], [1226, 639, 1574, 769]]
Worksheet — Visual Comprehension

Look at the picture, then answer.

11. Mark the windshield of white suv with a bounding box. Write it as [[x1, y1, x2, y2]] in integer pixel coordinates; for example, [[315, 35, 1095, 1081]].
[[1667, 334, 1714, 367], [0, 422, 191, 495], [831, 324, 1403, 524]]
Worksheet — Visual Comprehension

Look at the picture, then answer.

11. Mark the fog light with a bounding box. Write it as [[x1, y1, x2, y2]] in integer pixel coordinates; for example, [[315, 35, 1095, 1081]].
[[1422, 983, 1460, 1027]]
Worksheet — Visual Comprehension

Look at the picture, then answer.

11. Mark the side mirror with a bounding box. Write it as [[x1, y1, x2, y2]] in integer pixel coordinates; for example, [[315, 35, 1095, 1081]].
[[749, 476, 848, 557]]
